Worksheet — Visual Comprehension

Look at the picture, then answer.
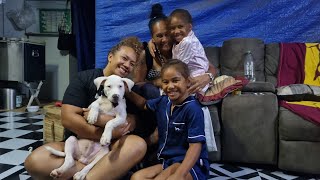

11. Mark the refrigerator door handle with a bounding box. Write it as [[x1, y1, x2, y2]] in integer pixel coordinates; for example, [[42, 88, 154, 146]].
[[32, 49, 39, 57]]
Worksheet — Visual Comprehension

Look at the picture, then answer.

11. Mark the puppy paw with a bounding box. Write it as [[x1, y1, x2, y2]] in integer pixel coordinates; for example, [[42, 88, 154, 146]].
[[87, 110, 98, 124], [100, 134, 111, 146], [73, 171, 87, 180], [50, 168, 63, 178]]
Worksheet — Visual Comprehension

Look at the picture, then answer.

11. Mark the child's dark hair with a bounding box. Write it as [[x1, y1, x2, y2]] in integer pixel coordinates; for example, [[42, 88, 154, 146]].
[[109, 36, 143, 59], [148, 3, 167, 34], [161, 59, 190, 79], [170, 9, 192, 24]]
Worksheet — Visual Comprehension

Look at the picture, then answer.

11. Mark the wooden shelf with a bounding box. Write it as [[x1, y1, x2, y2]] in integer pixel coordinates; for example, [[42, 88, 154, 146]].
[[25, 32, 59, 37]]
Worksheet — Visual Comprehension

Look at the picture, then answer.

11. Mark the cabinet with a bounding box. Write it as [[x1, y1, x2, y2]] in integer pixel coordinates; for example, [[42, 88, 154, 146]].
[[0, 38, 45, 82]]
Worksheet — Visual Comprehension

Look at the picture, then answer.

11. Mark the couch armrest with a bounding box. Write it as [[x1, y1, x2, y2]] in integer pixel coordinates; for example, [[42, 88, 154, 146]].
[[242, 81, 275, 93]]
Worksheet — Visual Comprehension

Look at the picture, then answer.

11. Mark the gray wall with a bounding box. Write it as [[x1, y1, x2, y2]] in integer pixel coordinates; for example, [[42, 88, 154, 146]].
[[0, 0, 76, 101], [1, 0, 67, 37]]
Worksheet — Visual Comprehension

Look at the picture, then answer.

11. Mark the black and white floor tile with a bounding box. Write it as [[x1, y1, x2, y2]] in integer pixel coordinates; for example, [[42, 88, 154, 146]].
[[0, 111, 44, 180], [0, 110, 319, 180]]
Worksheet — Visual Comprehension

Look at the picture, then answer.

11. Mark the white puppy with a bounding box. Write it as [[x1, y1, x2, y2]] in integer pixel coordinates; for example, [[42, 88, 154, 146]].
[[45, 75, 134, 180], [87, 75, 134, 145]]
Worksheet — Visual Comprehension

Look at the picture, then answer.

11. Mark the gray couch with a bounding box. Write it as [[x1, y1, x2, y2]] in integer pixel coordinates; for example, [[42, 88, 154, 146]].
[[204, 38, 320, 175]]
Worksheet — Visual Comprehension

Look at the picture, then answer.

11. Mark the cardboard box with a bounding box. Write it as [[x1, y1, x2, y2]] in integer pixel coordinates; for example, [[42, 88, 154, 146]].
[[43, 105, 64, 143]]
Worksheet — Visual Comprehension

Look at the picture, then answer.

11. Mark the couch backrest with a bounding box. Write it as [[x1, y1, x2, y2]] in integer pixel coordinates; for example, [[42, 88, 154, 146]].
[[204, 38, 282, 86], [220, 38, 266, 81], [204, 46, 221, 76], [264, 43, 280, 87]]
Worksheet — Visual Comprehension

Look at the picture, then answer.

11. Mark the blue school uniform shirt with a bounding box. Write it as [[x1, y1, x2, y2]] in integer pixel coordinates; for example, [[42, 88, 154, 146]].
[[146, 95, 208, 163]]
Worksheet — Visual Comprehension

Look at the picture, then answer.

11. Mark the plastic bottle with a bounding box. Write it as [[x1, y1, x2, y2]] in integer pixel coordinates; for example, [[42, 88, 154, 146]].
[[243, 51, 256, 82]]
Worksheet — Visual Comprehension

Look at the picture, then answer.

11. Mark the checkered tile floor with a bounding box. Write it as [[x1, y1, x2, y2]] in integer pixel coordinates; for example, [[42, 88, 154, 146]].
[[0, 110, 319, 180]]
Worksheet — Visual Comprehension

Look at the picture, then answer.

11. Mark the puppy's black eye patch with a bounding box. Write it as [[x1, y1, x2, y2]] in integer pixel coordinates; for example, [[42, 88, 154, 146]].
[[97, 85, 104, 96]]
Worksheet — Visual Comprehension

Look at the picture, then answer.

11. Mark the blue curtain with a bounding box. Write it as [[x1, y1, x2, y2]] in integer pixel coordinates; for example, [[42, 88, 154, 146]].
[[96, 0, 320, 69], [72, 0, 95, 71]]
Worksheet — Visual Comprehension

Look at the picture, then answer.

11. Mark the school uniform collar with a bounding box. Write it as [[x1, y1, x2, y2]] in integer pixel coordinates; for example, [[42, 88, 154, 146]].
[[167, 96, 196, 107]]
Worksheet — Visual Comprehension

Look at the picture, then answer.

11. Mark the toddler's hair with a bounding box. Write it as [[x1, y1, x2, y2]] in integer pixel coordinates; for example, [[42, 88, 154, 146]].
[[170, 9, 192, 24], [148, 3, 167, 34], [161, 59, 190, 79], [109, 36, 143, 59]]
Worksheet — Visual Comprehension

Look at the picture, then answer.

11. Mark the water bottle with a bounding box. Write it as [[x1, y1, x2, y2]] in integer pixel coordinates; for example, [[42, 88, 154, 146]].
[[243, 51, 256, 82]]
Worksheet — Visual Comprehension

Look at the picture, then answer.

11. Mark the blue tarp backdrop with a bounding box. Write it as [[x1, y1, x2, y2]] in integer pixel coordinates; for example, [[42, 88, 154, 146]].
[[96, 0, 320, 68]]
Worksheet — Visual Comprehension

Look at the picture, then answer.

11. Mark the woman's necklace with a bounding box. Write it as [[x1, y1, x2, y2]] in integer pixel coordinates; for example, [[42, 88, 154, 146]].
[[155, 45, 166, 65]]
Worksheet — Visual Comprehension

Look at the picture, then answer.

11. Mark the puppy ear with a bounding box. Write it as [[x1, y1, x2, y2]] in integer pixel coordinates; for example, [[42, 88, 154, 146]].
[[94, 76, 108, 90], [121, 78, 134, 92]]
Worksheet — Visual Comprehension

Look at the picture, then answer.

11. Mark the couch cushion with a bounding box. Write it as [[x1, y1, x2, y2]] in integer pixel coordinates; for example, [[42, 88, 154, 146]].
[[279, 107, 320, 141], [221, 93, 278, 165], [265, 43, 280, 87], [220, 38, 265, 81], [197, 76, 244, 105], [279, 140, 320, 174]]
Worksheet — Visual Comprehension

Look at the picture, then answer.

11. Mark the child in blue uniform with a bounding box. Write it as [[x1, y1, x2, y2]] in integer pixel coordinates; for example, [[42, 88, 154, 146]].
[[127, 59, 209, 180]]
